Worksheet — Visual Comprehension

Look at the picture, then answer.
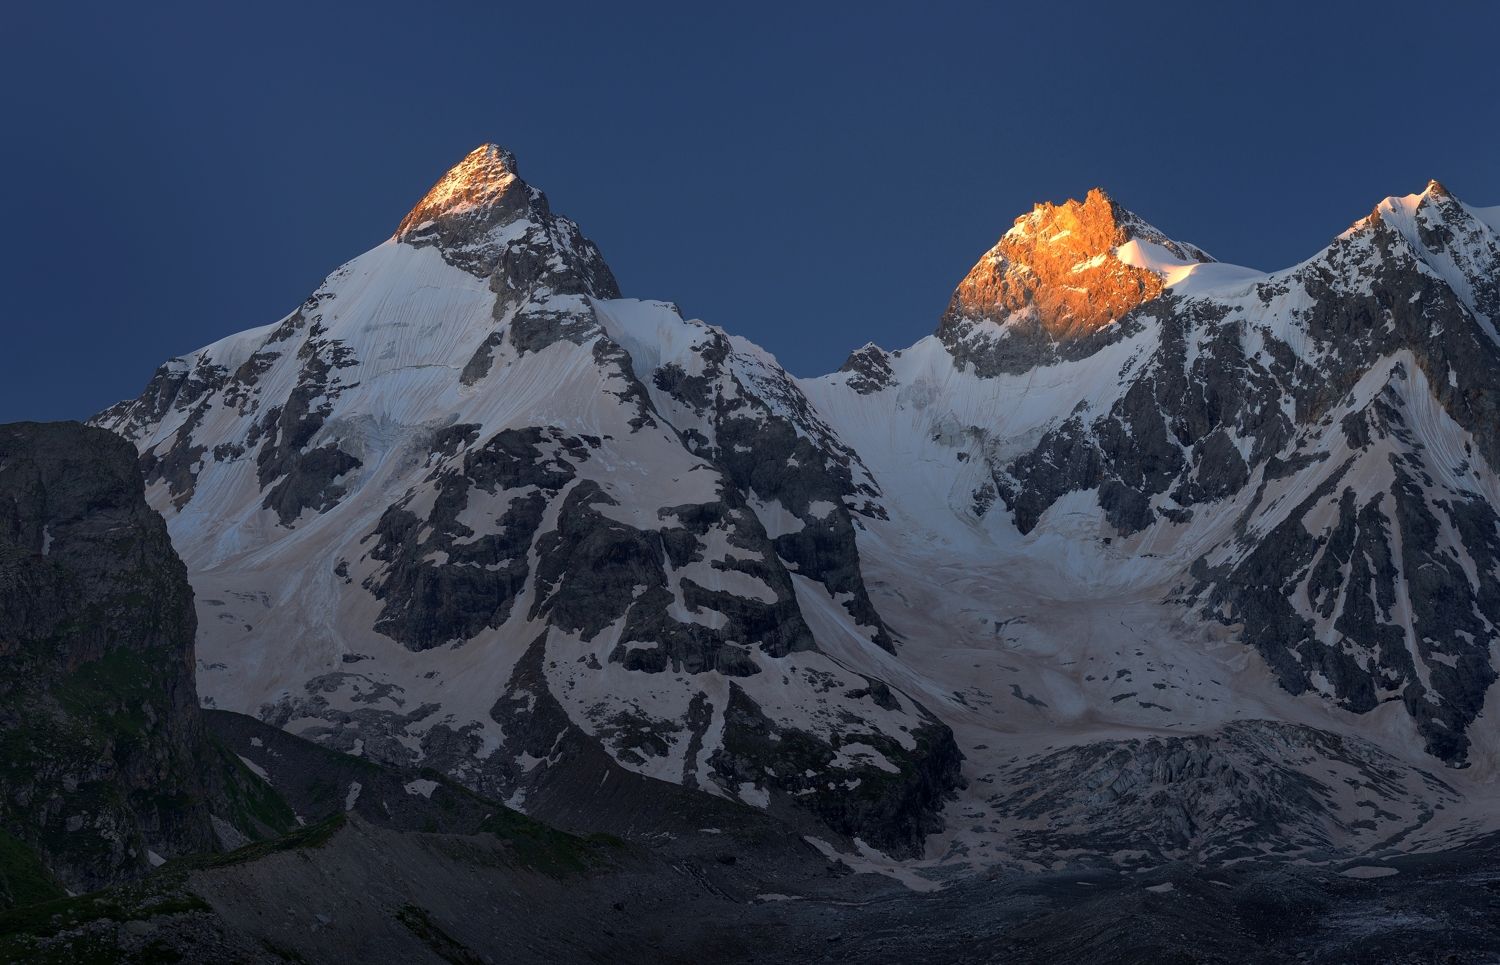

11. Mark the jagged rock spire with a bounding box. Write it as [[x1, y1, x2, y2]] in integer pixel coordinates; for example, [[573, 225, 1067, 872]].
[[948, 188, 1211, 339], [936, 188, 1212, 376]]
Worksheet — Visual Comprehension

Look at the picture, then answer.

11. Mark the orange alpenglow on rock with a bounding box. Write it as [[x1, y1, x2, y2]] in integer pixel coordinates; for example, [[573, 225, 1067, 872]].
[[395, 143, 523, 241], [947, 188, 1211, 340], [936, 188, 1214, 375]]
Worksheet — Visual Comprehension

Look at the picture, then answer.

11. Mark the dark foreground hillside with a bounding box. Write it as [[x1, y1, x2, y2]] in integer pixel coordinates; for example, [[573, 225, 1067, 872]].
[[3, 424, 1498, 963]]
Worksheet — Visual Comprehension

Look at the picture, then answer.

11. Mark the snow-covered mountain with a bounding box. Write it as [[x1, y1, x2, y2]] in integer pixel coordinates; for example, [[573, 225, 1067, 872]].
[[96, 146, 1500, 872]]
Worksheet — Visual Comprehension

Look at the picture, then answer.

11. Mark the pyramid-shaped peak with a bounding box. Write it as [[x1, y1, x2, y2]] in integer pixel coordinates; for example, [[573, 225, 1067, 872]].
[[395, 143, 527, 242], [390, 144, 618, 294]]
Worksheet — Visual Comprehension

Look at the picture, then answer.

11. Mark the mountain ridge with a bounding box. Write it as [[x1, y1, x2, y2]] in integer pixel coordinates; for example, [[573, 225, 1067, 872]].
[[92, 143, 1500, 874]]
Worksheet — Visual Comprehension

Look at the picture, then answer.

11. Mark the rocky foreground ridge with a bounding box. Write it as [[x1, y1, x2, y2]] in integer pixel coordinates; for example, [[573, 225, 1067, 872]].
[[0, 423, 302, 898]]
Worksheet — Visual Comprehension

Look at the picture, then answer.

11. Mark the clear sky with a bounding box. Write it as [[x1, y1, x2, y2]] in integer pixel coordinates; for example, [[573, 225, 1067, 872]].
[[3, 1, 1498, 421]]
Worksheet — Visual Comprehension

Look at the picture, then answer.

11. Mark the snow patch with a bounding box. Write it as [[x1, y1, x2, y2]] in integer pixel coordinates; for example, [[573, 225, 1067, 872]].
[[236, 755, 270, 781], [1341, 865, 1399, 879]]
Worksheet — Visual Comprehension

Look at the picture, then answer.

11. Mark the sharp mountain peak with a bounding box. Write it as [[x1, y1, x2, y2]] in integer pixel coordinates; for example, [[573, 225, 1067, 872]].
[[388, 143, 618, 296], [394, 142, 528, 244], [935, 188, 1215, 367]]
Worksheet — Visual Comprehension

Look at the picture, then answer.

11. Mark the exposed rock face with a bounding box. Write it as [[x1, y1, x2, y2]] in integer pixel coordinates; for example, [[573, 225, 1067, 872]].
[[0, 422, 284, 896], [708, 682, 963, 858], [620, 315, 894, 649], [937, 187, 1212, 375], [1187, 359, 1500, 763], [362, 425, 589, 651], [995, 293, 1288, 535], [837, 343, 895, 394]]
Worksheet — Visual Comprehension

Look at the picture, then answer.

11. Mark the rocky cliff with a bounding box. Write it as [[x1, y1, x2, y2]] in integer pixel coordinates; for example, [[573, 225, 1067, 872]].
[[0, 422, 287, 897]]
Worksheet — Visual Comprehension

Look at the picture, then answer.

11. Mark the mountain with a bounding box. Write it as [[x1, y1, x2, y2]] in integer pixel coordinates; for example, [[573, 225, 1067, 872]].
[[95, 146, 1500, 872], [94, 146, 961, 861]]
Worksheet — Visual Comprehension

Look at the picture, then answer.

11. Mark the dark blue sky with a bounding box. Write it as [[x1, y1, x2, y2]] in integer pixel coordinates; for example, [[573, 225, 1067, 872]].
[[4, 1, 1498, 421]]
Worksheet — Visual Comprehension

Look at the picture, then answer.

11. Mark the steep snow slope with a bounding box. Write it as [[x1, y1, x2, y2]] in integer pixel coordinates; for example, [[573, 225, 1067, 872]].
[[98, 147, 1500, 874]]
